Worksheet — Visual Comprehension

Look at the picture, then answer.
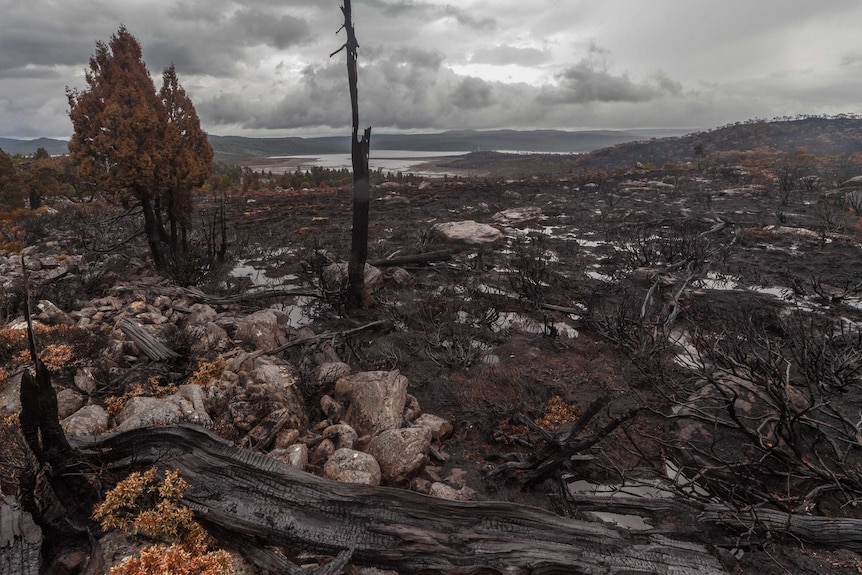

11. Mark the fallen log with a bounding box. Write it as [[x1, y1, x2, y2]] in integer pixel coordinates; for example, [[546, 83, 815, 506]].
[[118, 319, 182, 362], [0, 496, 42, 575], [262, 320, 389, 356], [368, 249, 454, 268], [568, 491, 862, 553], [73, 425, 726, 574], [183, 286, 320, 306]]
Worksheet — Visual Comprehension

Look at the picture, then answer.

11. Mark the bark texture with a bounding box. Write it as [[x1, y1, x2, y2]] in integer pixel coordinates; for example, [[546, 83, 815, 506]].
[[73, 425, 726, 574], [0, 496, 42, 575]]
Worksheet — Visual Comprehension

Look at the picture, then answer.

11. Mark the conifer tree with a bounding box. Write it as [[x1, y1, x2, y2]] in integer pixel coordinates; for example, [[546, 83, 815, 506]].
[[67, 26, 211, 268], [158, 64, 213, 254]]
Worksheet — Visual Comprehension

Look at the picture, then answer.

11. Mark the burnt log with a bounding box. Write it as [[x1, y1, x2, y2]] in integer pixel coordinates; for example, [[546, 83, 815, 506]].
[[0, 496, 42, 575], [118, 319, 181, 362], [368, 249, 455, 268], [569, 490, 862, 553], [73, 425, 726, 574]]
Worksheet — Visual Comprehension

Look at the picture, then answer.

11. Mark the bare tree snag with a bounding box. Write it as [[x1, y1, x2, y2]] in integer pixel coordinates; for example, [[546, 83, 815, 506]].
[[17, 257, 102, 570], [334, 0, 372, 309], [73, 425, 727, 574]]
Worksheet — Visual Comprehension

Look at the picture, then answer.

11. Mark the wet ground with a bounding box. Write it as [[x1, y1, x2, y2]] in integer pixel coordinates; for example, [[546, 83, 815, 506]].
[[196, 165, 862, 573]]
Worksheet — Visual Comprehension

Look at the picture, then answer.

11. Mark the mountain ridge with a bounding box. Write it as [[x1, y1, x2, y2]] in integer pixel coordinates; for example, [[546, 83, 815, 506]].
[[1, 128, 692, 160]]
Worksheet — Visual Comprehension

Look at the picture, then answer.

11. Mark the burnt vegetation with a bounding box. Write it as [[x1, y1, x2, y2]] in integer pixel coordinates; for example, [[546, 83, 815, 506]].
[[3, 112, 862, 574]]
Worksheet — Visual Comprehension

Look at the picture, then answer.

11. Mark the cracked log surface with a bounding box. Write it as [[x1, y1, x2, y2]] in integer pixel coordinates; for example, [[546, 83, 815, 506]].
[[73, 425, 726, 574]]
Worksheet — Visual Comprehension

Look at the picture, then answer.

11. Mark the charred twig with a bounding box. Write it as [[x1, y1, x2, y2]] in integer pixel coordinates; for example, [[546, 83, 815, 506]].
[[262, 320, 388, 356], [489, 394, 641, 486]]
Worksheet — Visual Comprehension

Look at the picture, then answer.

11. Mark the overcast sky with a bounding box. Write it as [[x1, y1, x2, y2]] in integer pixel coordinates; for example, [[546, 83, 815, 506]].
[[3, 0, 862, 139]]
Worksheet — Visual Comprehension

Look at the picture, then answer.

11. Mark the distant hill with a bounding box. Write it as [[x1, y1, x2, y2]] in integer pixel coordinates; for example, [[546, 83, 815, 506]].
[[1, 128, 693, 162], [586, 116, 862, 168], [207, 128, 691, 161], [439, 117, 862, 176], [11, 119, 857, 172], [0, 137, 69, 156]]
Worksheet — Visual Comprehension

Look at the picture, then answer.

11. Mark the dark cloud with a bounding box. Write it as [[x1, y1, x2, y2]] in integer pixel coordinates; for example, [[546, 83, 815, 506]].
[[232, 8, 311, 49], [451, 77, 493, 109], [0, 22, 99, 74], [198, 93, 255, 125], [365, 0, 495, 30], [3, 0, 862, 138], [539, 43, 681, 105], [144, 40, 247, 78], [470, 45, 551, 67], [841, 54, 862, 69]]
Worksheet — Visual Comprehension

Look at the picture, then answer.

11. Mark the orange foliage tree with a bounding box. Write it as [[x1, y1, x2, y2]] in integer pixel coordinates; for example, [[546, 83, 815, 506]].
[[158, 64, 213, 255], [67, 26, 212, 268]]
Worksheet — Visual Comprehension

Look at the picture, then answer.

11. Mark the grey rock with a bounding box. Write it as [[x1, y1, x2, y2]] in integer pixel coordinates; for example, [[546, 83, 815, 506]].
[[316, 362, 351, 387], [73, 367, 98, 394], [36, 300, 74, 326], [492, 206, 543, 224], [412, 413, 453, 440], [321, 263, 383, 293], [367, 427, 432, 483], [62, 405, 110, 437], [342, 370, 409, 437], [0, 371, 22, 415], [235, 309, 288, 351], [56, 388, 85, 419], [323, 424, 358, 450], [113, 384, 211, 432], [323, 448, 381, 485], [269, 444, 308, 470], [430, 220, 502, 246], [429, 482, 475, 501], [273, 428, 300, 450], [187, 322, 230, 356], [311, 438, 336, 465], [320, 394, 343, 422]]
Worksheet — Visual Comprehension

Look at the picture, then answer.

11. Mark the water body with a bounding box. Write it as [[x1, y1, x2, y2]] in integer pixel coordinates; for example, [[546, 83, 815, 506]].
[[265, 150, 469, 175]]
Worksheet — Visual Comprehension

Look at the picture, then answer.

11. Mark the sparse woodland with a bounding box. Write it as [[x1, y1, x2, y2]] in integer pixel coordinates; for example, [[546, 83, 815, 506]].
[[3, 22, 862, 575]]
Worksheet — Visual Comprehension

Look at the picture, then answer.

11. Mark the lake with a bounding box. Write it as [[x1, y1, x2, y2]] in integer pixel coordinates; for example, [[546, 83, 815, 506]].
[[262, 150, 470, 175]]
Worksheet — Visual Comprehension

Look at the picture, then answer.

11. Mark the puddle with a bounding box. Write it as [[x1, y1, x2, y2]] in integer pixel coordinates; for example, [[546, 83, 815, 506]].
[[589, 512, 653, 531], [669, 330, 701, 370], [272, 295, 316, 328], [491, 311, 578, 339], [585, 270, 614, 282], [229, 260, 270, 286], [566, 478, 673, 531], [567, 479, 673, 499], [664, 458, 714, 499], [694, 272, 738, 291]]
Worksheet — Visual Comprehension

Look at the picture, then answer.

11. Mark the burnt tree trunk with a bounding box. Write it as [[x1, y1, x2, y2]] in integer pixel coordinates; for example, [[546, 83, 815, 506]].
[[16, 259, 102, 571], [338, 0, 372, 309], [140, 193, 166, 269], [73, 425, 726, 574]]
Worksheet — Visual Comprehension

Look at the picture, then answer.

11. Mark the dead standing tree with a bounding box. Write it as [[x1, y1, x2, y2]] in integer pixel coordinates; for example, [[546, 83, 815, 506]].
[[333, 0, 372, 309]]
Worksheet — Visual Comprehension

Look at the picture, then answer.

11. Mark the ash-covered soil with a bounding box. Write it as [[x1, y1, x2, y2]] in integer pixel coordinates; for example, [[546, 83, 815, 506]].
[[4, 161, 862, 574]]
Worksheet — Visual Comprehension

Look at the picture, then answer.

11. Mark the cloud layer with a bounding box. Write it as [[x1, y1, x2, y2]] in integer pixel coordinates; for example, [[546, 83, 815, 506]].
[[1, 0, 861, 138]]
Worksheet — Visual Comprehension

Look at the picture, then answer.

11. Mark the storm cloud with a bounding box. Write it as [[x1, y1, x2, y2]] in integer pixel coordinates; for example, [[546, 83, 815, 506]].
[[1, 0, 861, 138]]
